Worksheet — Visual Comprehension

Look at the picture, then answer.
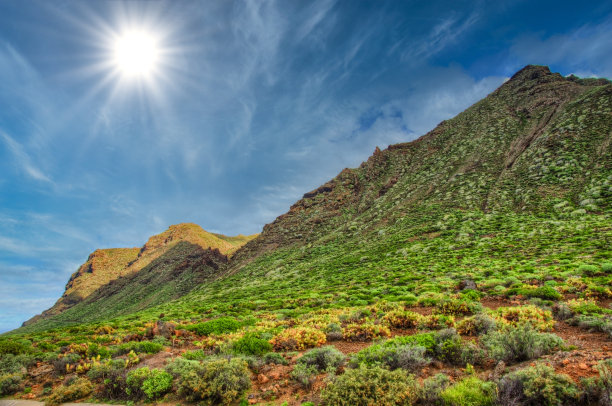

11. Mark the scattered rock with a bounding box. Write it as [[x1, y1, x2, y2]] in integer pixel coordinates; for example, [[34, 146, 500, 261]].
[[459, 279, 477, 291], [493, 361, 506, 380], [258, 374, 269, 384]]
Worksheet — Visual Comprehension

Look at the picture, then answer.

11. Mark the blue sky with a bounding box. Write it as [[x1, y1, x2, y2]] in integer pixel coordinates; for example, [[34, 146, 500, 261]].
[[1, 0, 611, 333]]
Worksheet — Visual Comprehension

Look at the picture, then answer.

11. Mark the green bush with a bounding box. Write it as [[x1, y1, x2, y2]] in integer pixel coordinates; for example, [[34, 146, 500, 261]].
[[186, 317, 242, 336], [497, 364, 578, 405], [86, 359, 125, 381], [263, 352, 288, 365], [174, 357, 251, 405], [126, 367, 150, 399], [440, 376, 495, 405], [417, 373, 451, 404], [0, 340, 31, 355], [434, 299, 481, 316], [578, 264, 600, 276], [321, 365, 417, 405], [183, 349, 208, 360], [482, 324, 563, 363], [383, 332, 437, 354], [602, 263, 612, 274], [434, 328, 485, 366], [521, 286, 562, 300], [141, 369, 173, 400], [0, 353, 35, 375], [352, 343, 429, 372], [114, 340, 163, 355], [232, 334, 273, 356], [457, 313, 496, 336], [0, 373, 23, 395], [126, 367, 174, 400], [297, 346, 345, 372], [45, 377, 93, 406], [291, 363, 318, 389]]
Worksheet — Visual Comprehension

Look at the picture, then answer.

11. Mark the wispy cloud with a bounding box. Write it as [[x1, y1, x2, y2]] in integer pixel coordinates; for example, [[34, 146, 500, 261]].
[[0, 130, 53, 183]]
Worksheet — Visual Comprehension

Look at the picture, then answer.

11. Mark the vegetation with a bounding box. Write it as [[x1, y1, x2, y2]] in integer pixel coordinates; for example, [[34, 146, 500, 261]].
[[321, 366, 418, 405]]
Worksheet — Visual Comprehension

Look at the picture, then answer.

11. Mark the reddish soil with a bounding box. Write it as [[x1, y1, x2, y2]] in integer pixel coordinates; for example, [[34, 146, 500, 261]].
[[329, 339, 373, 354]]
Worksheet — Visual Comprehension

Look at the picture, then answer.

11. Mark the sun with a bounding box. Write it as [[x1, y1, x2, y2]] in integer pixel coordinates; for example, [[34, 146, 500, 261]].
[[113, 30, 159, 78]]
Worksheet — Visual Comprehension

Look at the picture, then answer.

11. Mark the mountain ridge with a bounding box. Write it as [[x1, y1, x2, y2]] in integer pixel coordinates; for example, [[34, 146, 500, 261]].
[[23, 223, 257, 326]]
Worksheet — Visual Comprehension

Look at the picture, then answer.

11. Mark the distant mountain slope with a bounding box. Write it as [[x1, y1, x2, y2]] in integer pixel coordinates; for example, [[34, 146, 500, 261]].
[[23, 223, 256, 326]]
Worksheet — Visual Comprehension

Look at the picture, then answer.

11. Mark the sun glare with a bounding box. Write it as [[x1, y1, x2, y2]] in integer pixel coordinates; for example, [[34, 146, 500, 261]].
[[113, 30, 159, 77]]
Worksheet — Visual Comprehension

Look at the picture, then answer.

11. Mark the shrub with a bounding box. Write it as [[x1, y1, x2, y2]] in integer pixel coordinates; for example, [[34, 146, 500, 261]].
[[325, 322, 344, 341], [420, 314, 455, 330], [417, 373, 451, 404], [352, 344, 429, 372], [0, 353, 34, 375], [321, 366, 417, 406], [569, 314, 612, 337], [183, 349, 208, 360], [382, 310, 423, 328], [566, 298, 604, 315], [263, 352, 287, 365], [297, 346, 345, 372], [291, 363, 318, 389], [578, 264, 600, 276], [456, 314, 496, 336], [271, 327, 326, 351], [186, 317, 242, 336], [175, 358, 251, 405], [602, 263, 612, 274], [87, 359, 125, 381], [114, 340, 163, 355], [45, 377, 93, 406], [497, 364, 578, 405], [441, 376, 495, 406], [494, 305, 554, 331], [126, 367, 150, 399], [434, 328, 464, 365], [389, 332, 437, 354], [98, 368, 128, 400], [52, 353, 81, 375], [141, 369, 173, 400], [232, 334, 273, 356], [434, 299, 481, 316], [0, 340, 31, 355], [579, 359, 612, 405], [0, 373, 23, 395], [482, 324, 563, 363], [517, 286, 562, 300], [343, 323, 391, 342]]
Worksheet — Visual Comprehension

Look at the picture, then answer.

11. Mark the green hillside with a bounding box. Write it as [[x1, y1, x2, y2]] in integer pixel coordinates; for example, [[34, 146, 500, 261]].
[[2, 66, 611, 405]]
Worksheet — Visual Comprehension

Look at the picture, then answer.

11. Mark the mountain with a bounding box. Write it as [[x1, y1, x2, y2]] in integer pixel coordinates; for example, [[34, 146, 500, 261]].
[[19, 65, 611, 333], [6, 65, 612, 405], [23, 223, 257, 326]]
